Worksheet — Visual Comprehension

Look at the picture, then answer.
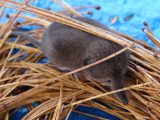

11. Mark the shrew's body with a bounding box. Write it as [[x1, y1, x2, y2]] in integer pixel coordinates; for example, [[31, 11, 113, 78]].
[[11, 17, 130, 104]]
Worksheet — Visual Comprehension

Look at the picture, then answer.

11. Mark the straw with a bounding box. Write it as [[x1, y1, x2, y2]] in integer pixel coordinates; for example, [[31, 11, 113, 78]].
[[0, 0, 160, 119]]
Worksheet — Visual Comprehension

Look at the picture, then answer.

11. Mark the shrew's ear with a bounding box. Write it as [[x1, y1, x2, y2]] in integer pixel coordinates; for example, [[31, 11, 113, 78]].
[[83, 57, 97, 66], [83, 58, 90, 65], [83, 54, 97, 66]]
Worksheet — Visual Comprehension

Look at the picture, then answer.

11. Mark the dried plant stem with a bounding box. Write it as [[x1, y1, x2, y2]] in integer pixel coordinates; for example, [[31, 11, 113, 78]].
[[0, 1, 160, 120], [53, 0, 82, 16], [143, 28, 160, 48], [67, 82, 152, 107]]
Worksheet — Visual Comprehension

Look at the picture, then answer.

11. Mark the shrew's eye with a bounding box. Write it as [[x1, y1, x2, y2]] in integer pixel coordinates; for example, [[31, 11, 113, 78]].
[[108, 80, 111, 83]]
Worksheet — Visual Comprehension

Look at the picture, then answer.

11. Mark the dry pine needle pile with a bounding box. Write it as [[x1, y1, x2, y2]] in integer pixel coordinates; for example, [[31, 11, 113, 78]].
[[0, 0, 160, 120]]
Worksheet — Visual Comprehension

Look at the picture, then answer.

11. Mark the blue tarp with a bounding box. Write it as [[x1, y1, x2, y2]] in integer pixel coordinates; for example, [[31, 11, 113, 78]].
[[1, 0, 159, 119]]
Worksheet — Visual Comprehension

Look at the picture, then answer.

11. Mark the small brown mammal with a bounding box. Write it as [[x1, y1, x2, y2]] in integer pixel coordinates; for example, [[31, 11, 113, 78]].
[[11, 17, 130, 104]]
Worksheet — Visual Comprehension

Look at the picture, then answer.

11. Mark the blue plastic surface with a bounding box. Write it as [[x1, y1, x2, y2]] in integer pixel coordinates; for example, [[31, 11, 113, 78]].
[[1, 0, 160, 120]]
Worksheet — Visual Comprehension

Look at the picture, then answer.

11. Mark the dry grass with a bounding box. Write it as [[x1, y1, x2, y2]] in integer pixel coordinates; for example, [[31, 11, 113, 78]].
[[0, 0, 160, 120]]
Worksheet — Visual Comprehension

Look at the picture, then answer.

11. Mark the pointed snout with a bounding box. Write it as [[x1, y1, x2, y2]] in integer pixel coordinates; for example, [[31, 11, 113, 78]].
[[115, 91, 128, 105]]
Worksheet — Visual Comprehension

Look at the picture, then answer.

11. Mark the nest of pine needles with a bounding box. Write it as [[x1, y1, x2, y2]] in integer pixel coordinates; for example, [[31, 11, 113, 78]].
[[0, 0, 160, 120]]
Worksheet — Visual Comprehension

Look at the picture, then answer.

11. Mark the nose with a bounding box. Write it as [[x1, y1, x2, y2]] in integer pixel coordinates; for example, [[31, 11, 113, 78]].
[[115, 91, 128, 105]]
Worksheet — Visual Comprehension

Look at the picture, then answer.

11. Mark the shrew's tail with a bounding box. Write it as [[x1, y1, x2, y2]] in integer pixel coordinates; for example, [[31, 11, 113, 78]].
[[9, 31, 41, 48]]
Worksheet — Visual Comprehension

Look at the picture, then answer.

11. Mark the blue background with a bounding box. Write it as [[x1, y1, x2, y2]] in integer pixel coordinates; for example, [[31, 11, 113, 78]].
[[1, 0, 160, 119]]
